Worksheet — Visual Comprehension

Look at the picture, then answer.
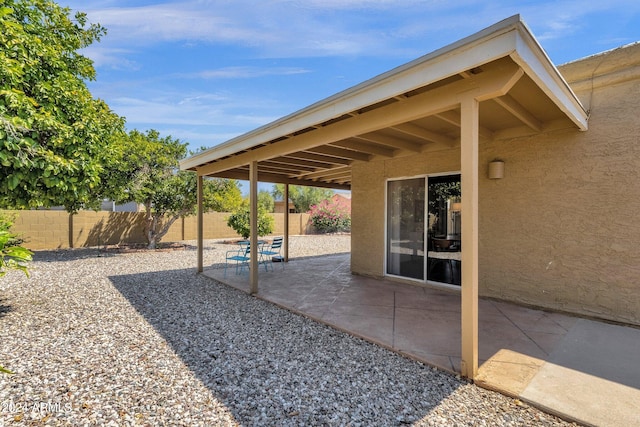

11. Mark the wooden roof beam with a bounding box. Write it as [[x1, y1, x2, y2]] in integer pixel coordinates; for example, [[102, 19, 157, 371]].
[[269, 156, 337, 169], [434, 110, 494, 140], [307, 145, 372, 162], [326, 172, 352, 181], [236, 165, 295, 177], [214, 169, 351, 190], [260, 160, 317, 172], [296, 166, 351, 180], [330, 177, 351, 184], [354, 134, 423, 152], [330, 140, 395, 157], [258, 166, 297, 176], [389, 123, 457, 147], [285, 151, 352, 166], [493, 94, 542, 132]]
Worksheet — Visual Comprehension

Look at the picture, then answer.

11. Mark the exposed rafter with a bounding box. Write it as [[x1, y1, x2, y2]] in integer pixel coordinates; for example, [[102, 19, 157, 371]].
[[390, 123, 457, 146], [307, 145, 372, 162], [212, 168, 351, 190], [260, 160, 317, 172], [493, 94, 542, 131], [434, 111, 494, 140], [237, 164, 294, 177], [269, 156, 335, 169], [296, 165, 351, 180], [330, 139, 396, 157], [285, 151, 352, 166], [354, 134, 424, 152]]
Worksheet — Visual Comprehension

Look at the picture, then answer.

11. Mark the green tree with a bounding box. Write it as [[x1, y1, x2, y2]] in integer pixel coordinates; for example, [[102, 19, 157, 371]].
[[258, 190, 275, 213], [103, 129, 243, 248], [0, 1, 125, 211], [272, 184, 333, 213], [185, 146, 242, 213], [202, 178, 243, 213], [226, 203, 274, 239]]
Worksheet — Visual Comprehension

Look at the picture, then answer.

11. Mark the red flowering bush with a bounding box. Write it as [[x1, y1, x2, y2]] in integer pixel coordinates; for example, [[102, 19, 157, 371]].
[[309, 197, 351, 233]]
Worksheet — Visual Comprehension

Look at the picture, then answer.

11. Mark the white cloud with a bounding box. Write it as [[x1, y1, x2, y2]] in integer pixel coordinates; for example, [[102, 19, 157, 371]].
[[66, 0, 640, 58], [80, 46, 140, 70], [67, 0, 435, 58], [187, 66, 311, 79], [72, 2, 270, 46], [111, 95, 278, 127], [109, 91, 283, 148], [177, 93, 229, 105], [147, 126, 242, 149], [513, 0, 640, 42]]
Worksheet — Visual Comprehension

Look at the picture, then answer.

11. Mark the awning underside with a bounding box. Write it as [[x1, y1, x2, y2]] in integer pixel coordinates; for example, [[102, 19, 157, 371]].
[[183, 15, 589, 189], [187, 57, 579, 190]]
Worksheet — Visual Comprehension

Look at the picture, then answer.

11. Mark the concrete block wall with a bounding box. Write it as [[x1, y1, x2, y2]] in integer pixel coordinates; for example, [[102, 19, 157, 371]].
[[3, 211, 312, 250], [6, 210, 72, 250], [71, 211, 146, 247]]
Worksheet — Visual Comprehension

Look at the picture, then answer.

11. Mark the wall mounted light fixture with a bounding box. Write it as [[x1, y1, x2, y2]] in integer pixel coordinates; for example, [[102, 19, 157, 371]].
[[488, 160, 504, 179]]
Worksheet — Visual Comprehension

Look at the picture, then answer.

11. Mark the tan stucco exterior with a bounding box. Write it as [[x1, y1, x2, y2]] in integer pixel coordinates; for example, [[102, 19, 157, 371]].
[[351, 43, 640, 326]]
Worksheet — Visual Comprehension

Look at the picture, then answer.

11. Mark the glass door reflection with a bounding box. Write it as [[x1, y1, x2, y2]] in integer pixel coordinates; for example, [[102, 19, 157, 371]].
[[427, 174, 461, 286]]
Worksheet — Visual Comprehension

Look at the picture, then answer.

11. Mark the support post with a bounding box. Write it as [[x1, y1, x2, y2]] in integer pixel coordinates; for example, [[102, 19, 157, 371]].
[[460, 97, 480, 379], [249, 161, 258, 294], [283, 184, 289, 262], [197, 174, 204, 273]]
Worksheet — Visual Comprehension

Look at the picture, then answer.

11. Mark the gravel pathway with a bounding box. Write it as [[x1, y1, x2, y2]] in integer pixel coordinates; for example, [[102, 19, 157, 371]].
[[0, 235, 576, 426]]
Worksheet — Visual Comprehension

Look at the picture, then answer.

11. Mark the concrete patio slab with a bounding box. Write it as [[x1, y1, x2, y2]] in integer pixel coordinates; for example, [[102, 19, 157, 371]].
[[520, 319, 640, 427], [203, 253, 640, 426], [474, 349, 545, 397]]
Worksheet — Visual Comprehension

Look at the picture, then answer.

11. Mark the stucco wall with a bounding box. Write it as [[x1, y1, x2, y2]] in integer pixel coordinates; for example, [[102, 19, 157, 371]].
[[351, 44, 640, 325], [351, 149, 460, 278], [479, 51, 640, 325]]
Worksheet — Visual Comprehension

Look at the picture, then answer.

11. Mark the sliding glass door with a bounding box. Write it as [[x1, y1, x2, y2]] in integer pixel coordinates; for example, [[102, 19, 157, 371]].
[[386, 178, 425, 280], [386, 174, 461, 285]]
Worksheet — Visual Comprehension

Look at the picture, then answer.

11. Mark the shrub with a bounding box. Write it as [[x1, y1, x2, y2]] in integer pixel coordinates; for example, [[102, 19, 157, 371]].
[[0, 214, 31, 278], [226, 205, 274, 239], [309, 198, 351, 233], [0, 213, 24, 247], [0, 214, 32, 375]]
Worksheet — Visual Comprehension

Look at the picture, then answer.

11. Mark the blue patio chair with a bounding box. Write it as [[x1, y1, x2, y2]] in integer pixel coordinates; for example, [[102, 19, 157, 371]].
[[260, 237, 284, 271], [224, 241, 250, 277], [225, 240, 270, 277]]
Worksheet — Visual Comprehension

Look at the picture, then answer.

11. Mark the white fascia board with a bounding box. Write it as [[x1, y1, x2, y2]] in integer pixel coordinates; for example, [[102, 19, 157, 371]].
[[180, 15, 587, 170], [509, 22, 588, 130], [180, 15, 523, 171]]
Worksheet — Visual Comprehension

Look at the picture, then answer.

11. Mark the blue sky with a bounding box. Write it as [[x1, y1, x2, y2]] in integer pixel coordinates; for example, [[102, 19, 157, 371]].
[[64, 1, 639, 166]]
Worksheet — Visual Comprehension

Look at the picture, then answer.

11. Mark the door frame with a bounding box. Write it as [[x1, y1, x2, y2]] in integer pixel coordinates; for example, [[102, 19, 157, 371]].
[[383, 171, 461, 291]]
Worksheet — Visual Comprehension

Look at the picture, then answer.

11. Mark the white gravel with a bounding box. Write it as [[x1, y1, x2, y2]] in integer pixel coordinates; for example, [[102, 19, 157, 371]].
[[0, 235, 576, 426]]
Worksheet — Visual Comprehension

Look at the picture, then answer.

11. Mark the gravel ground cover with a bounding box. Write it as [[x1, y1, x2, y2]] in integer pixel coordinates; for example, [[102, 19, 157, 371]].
[[0, 235, 576, 426]]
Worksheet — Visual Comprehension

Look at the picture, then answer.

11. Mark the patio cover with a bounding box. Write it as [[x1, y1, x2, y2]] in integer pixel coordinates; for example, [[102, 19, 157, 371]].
[[180, 15, 588, 378]]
